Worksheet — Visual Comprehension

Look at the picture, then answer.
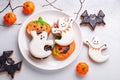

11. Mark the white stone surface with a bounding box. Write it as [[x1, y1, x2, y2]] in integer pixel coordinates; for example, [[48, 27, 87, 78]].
[[0, 0, 120, 80]]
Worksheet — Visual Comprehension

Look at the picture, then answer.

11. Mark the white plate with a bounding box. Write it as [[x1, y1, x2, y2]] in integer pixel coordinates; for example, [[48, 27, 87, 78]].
[[18, 10, 82, 70]]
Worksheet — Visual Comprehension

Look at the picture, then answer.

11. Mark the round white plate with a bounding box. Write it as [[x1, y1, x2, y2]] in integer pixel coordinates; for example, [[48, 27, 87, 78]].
[[18, 10, 82, 70]]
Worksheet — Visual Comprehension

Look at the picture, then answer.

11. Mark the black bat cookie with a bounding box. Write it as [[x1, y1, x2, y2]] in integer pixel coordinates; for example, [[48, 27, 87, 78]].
[[0, 50, 22, 78], [0, 50, 13, 67], [80, 10, 105, 30], [5, 61, 22, 78]]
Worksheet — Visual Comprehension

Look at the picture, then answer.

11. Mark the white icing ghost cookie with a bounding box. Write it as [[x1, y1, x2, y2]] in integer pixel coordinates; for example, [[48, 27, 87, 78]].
[[84, 37, 109, 63], [52, 17, 74, 46], [29, 31, 53, 59]]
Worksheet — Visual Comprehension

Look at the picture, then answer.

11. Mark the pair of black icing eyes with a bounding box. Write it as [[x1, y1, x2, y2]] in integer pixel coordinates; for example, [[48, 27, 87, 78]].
[[94, 41, 99, 43], [40, 35, 45, 40], [60, 23, 66, 27]]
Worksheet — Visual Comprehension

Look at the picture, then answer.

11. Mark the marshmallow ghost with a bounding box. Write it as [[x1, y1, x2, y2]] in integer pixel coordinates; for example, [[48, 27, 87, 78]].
[[84, 37, 109, 63], [52, 17, 74, 46], [29, 31, 53, 59]]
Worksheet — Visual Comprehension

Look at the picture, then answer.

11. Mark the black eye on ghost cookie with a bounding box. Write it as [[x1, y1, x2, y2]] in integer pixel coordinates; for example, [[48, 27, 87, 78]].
[[80, 10, 105, 30]]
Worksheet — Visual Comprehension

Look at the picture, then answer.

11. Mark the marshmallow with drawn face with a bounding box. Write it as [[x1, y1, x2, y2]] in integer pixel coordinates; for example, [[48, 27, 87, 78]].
[[29, 31, 53, 59], [84, 37, 109, 63], [52, 17, 74, 46]]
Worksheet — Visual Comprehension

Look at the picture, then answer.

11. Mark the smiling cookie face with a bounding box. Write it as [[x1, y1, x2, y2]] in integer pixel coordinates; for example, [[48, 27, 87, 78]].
[[90, 37, 102, 48], [92, 37, 100, 45], [58, 17, 70, 30]]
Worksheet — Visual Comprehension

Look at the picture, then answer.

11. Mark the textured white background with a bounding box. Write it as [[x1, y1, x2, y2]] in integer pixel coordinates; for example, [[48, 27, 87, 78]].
[[0, 0, 120, 80]]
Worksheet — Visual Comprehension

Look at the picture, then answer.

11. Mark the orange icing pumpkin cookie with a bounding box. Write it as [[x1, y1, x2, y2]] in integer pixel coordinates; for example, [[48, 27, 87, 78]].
[[26, 17, 51, 38], [52, 41, 75, 60]]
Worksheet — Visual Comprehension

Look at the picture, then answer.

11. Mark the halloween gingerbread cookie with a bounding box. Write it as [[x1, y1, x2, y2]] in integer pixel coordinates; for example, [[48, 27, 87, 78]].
[[26, 17, 51, 38], [80, 10, 105, 30], [52, 41, 75, 60], [29, 31, 53, 59], [84, 37, 109, 63], [0, 50, 22, 78], [52, 17, 74, 46]]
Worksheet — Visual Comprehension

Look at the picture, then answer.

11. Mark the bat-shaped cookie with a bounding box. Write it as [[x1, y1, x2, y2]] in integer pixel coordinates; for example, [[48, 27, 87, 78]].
[[5, 61, 22, 78], [0, 50, 22, 78], [80, 10, 105, 30], [0, 50, 13, 66]]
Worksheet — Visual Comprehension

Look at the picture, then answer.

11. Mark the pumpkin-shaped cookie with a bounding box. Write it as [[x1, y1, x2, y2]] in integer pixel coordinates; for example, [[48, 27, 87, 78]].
[[26, 17, 51, 38], [52, 41, 75, 60]]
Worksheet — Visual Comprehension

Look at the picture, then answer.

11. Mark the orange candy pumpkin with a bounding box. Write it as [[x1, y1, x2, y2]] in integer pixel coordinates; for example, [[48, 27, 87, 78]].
[[4, 12, 17, 25], [76, 62, 89, 75], [23, 1, 35, 14]]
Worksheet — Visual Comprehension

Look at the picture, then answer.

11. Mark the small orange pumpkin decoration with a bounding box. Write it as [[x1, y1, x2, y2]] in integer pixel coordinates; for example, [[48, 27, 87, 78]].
[[23, 1, 35, 14], [76, 62, 89, 75], [4, 12, 17, 25]]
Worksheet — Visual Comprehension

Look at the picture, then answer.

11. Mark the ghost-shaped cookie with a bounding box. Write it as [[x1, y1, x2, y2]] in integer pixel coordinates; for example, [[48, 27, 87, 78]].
[[52, 17, 74, 46], [29, 31, 53, 59], [84, 37, 109, 63]]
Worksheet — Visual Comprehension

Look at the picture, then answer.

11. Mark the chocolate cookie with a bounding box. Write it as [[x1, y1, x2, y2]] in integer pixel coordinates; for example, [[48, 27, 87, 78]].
[[80, 10, 105, 30]]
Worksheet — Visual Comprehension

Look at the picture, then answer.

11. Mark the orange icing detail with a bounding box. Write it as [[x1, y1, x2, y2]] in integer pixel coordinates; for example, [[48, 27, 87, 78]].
[[60, 26, 71, 33], [90, 46, 100, 51]]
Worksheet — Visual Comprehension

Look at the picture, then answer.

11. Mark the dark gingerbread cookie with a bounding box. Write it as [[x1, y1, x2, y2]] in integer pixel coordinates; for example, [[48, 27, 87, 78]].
[[4, 61, 22, 78], [0, 51, 13, 67], [0, 50, 22, 78], [80, 10, 105, 30]]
